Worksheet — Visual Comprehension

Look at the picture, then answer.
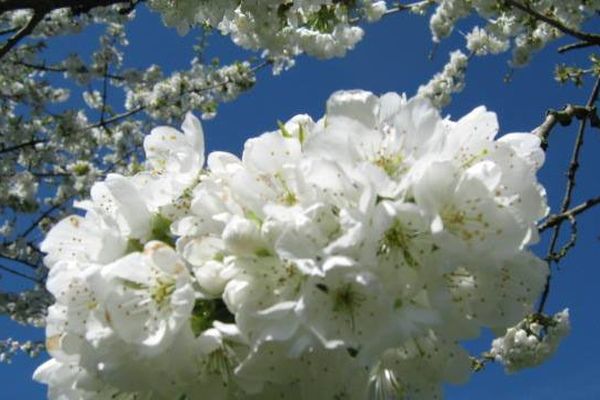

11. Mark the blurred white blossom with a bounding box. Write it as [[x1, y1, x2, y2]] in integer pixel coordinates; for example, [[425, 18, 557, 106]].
[[490, 309, 570, 373]]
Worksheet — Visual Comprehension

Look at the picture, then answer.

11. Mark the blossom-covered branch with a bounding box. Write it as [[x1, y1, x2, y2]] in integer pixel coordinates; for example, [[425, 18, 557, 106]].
[[503, 0, 600, 47]]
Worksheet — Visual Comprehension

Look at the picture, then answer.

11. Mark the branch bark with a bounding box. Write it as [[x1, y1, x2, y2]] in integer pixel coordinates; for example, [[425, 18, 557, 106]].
[[537, 76, 600, 313], [539, 196, 600, 232], [0, 263, 39, 282], [533, 104, 600, 151], [0, 139, 44, 155], [0, 0, 134, 15], [0, 0, 141, 61], [504, 0, 600, 47], [558, 41, 598, 54], [0, 10, 44, 60]]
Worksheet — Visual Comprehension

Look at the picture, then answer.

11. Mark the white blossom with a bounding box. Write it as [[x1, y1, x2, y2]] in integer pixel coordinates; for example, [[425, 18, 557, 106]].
[[417, 50, 468, 108], [35, 89, 557, 398], [490, 309, 571, 373]]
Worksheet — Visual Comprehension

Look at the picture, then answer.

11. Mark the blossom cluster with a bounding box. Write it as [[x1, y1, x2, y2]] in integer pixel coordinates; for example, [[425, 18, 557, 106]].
[[35, 89, 558, 399], [148, 0, 388, 66], [452, 0, 600, 65], [417, 50, 468, 108], [490, 309, 570, 373], [3, 0, 598, 331], [0, 338, 45, 363], [0, 3, 259, 325], [423, 0, 600, 106], [147, 1, 600, 69]]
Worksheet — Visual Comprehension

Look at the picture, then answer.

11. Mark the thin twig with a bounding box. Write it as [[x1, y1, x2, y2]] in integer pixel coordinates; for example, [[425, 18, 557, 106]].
[[0, 0, 138, 15], [533, 104, 599, 151], [550, 215, 578, 263], [0, 1, 143, 59], [86, 106, 143, 130], [0, 10, 45, 60], [504, 0, 600, 46], [20, 202, 65, 239], [349, 0, 434, 23], [0, 26, 19, 36], [539, 196, 600, 232], [558, 41, 598, 54], [533, 106, 573, 151], [0, 139, 43, 155], [100, 62, 110, 124], [0, 263, 39, 282], [383, 0, 434, 16], [85, 61, 270, 130], [0, 253, 39, 270], [538, 76, 600, 313], [13, 60, 125, 81]]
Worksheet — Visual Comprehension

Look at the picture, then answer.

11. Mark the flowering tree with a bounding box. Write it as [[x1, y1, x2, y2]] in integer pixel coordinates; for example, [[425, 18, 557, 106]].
[[1, 1, 599, 398]]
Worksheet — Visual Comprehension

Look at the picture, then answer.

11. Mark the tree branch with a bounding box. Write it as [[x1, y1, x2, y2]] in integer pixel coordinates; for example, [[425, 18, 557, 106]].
[[0, 139, 43, 155], [0, 263, 39, 282], [539, 196, 600, 232], [537, 76, 600, 313], [13, 60, 125, 81], [558, 41, 598, 54], [533, 104, 600, 151], [0, 10, 45, 60], [0, 26, 19, 36], [86, 60, 270, 130], [504, 0, 600, 47], [0, 0, 134, 15], [19, 202, 65, 239], [0, 1, 143, 60]]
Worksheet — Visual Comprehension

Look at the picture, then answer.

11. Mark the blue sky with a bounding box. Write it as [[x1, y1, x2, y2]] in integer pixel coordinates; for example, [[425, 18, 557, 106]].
[[1, 6, 599, 399]]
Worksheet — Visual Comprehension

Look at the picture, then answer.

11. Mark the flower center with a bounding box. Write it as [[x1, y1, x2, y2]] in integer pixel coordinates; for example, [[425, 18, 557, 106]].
[[378, 220, 419, 267], [332, 283, 365, 330], [150, 277, 176, 307], [206, 346, 235, 383], [373, 152, 405, 177], [440, 205, 488, 242]]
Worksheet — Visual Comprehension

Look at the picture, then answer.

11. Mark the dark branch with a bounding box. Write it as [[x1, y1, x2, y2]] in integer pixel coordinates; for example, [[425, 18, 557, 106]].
[[0, 26, 19, 36], [0, 253, 39, 270], [13, 60, 125, 81], [504, 0, 600, 47], [558, 41, 598, 54], [86, 60, 270, 130], [533, 104, 600, 151], [538, 76, 600, 313], [87, 106, 144, 130], [0, 0, 143, 60], [0, 263, 39, 282], [20, 202, 65, 239], [539, 196, 600, 232], [0, 10, 45, 60], [0, 139, 43, 155], [0, 0, 134, 15]]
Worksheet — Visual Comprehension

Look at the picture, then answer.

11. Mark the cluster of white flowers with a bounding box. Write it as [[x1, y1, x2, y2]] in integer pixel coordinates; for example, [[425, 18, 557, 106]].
[[0, 2, 260, 327], [125, 60, 257, 121], [490, 309, 570, 373], [0, 338, 45, 363], [430, 0, 600, 65], [0, 288, 50, 327], [417, 50, 469, 108], [35, 89, 556, 399], [3, 0, 599, 332], [146, 1, 600, 71], [148, 0, 389, 66], [421, 0, 600, 107]]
